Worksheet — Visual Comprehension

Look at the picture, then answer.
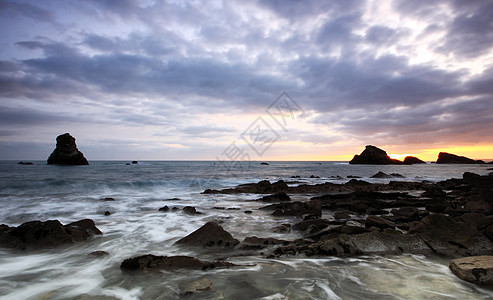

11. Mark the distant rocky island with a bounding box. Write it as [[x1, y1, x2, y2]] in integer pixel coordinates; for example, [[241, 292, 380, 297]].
[[47, 133, 88, 165], [349, 145, 425, 165], [349, 145, 488, 165]]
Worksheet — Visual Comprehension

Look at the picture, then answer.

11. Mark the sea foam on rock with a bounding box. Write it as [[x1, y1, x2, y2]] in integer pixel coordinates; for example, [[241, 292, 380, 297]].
[[47, 133, 88, 165]]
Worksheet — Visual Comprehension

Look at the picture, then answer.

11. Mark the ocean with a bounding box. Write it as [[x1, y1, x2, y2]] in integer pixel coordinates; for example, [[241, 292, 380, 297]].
[[0, 160, 492, 299]]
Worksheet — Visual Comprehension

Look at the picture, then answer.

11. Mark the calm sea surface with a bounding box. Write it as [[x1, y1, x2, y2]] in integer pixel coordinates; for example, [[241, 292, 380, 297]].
[[0, 161, 492, 299]]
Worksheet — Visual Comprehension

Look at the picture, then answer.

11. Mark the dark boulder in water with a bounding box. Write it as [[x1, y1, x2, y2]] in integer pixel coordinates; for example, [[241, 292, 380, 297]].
[[17, 161, 33, 165], [120, 254, 241, 271], [436, 152, 484, 164], [0, 219, 102, 250], [47, 133, 88, 165], [349, 145, 402, 165], [175, 222, 239, 248]]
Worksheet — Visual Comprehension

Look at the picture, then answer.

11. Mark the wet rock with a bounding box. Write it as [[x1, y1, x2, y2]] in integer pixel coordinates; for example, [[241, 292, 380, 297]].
[[257, 192, 291, 202], [131, 161, 138, 164], [175, 222, 239, 248], [159, 206, 169, 212], [390, 207, 422, 222], [408, 214, 493, 256], [47, 133, 89, 165], [90, 250, 109, 257], [181, 278, 213, 295], [17, 161, 33, 165], [436, 152, 484, 164], [260, 162, 269, 165], [292, 219, 330, 232], [334, 211, 351, 220], [104, 211, 111, 216], [120, 254, 240, 271], [101, 197, 115, 201], [449, 256, 493, 285], [370, 172, 404, 179], [365, 215, 396, 230], [349, 145, 402, 165], [402, 156, 426, 165], [263, 200, 322, 218], [183, 206, 201, 215], [244, 210, 252, 214], [240, 236, 288, 249], [0, 219, 102, 250], [421, 187, 446, 198]]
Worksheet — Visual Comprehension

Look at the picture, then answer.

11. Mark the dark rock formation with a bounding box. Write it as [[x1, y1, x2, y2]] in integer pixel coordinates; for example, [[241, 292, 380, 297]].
[[349, 145, 402, 165], [402, 156, 426, 165], [120, 254, 241, 271], [175, 222, 239, 248], [260, 162, 269, 165], [47, 133, 88, 165], [240, 236, 288, 249], [449, 256, 493, 285], [370, 172, 404, 178], [262, 200, 322, 218], [365, 215, 396, 230], [17, 161, 33, 165], [436, 152, 485, 164], [183, 206, 201, 215], [257, 192, 291, 202], [0, 219, 102, 250]]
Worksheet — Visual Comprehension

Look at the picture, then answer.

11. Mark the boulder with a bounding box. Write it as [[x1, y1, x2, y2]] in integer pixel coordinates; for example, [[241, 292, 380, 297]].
[[370, 172, 404, 179], [120, 254, 239, 271], [240, 236, 288, 249], [449, 256, 493, 285], [175, 222, 239, 248], [402, 156, 426, 165], [349, 145, 402, 165], [0, 219, 102, 250], [47, 133, 89, 165], [436, 152, 484, 164]]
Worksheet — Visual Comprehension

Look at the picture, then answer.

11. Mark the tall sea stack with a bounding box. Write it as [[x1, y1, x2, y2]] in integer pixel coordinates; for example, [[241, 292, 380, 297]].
[[47, 133, 89, 165]]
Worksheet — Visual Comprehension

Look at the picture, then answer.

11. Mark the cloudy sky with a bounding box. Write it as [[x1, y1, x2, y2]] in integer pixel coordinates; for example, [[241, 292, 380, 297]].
[[1, 0, 492, 161]]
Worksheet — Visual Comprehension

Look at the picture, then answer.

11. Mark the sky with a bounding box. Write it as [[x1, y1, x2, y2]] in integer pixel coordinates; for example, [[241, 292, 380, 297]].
[[1, 0, 493, 161]]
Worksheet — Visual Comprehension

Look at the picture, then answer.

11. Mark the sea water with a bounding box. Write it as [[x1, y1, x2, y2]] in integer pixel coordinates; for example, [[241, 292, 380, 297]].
[[0, 161, 492, 299]]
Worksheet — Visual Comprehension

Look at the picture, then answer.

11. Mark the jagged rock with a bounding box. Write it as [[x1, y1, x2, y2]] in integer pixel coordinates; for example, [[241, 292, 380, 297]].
[[0, 219, 102, 250], [47, 133, 88, 165], [449, 256, 493, 285], [175, 222, 239, 248], [349, 145, 402, 165], [436, 152, 485, 164], [402, 156, 426, 165], [120, 254, 240, 271], [257, 192, 291, 202]]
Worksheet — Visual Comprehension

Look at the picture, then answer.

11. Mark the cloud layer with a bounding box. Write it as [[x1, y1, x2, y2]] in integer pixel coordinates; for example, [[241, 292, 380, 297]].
[[0, 0, 492, 160]]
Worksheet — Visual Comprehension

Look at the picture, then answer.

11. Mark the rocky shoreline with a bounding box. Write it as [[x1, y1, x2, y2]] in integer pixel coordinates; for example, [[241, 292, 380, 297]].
[[1, 170, 492, 287]]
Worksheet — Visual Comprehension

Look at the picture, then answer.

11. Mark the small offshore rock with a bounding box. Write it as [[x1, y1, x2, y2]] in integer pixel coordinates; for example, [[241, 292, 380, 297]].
[[436, 152, 484, 164], [47, 133, 88, 165], [104, 211, 111, 216], [349, 145, 402, 165], [402, 156, 426, 165], [449, 256, 493, 285], [159, 205, 169, 212], [17, 161, 33, 165], [260, 162, 269, 165], [183, 206, 201, 215], [90, 250, 109, 257]]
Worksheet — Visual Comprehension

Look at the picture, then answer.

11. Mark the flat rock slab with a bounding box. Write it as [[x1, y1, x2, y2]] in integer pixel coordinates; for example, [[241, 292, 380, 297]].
[[449, 256, 493, 285]]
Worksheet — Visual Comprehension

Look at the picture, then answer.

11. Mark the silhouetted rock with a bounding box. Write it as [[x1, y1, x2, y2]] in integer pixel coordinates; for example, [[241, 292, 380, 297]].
[[175, 222, 239, 248], [260, 162, 269, 165], [257, 192, 291, 202], [17, 161, 33, 165], [402, 156, 426, 164], [349, 145, 402, 165], [449, 256, 493, 285], [47, 133, 88, 165], [0, 219, 102, 250], [370, 172, 404, 178], [436, 152, 484, 164], [131, 161, 138, 164], [120, 254, 240, 271]]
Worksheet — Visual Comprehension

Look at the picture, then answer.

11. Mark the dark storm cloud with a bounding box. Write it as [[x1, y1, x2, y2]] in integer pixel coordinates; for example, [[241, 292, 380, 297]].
[[0, 0, 55, 23]]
